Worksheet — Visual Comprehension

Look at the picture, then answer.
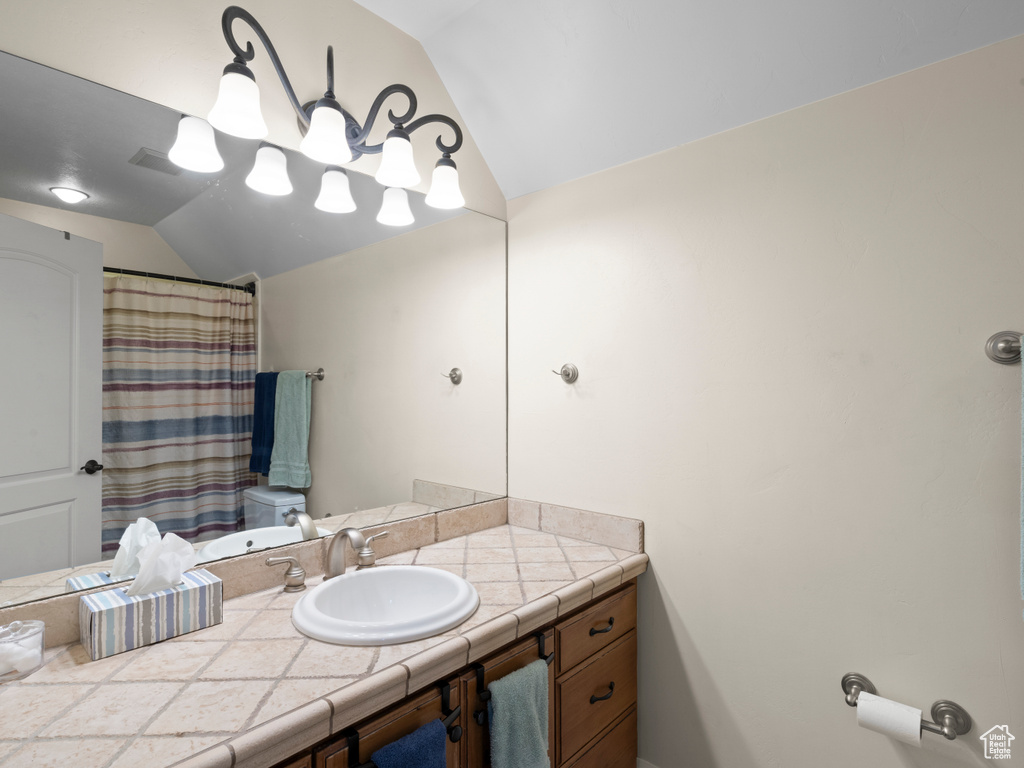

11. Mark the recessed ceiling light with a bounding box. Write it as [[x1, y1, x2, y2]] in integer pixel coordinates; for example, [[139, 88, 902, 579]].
[[49, 187, 89, 204]]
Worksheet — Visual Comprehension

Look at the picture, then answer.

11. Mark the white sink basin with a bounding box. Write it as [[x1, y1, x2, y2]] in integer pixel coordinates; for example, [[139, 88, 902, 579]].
[[291, 566, 479, 645], [197, 526, 330, 563]]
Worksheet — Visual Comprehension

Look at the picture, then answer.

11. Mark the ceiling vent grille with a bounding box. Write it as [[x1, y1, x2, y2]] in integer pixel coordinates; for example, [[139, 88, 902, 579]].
[[128, 148, 182, 176]]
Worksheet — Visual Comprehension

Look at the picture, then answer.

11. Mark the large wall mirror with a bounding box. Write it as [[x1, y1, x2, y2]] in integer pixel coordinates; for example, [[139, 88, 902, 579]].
[[0, 50, 507, 609]]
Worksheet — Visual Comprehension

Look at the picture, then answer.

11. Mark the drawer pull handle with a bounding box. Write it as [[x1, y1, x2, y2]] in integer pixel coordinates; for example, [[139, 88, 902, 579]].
[[590, 682, 615, 704], [589, 617, 615, 636]]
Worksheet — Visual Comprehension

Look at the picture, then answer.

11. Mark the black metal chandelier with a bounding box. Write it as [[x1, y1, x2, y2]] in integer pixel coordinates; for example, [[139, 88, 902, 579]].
[[168, 6, 466, 224]]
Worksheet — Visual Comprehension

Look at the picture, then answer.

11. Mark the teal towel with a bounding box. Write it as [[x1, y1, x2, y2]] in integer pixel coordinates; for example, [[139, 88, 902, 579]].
[[268, 371, 312, 489], [487, 659, 549, 768]]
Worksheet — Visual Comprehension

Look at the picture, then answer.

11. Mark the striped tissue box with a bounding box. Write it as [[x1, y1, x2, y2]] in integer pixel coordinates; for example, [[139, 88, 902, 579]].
[[78, 569, 223, 660], [65, 571, 119, 592]]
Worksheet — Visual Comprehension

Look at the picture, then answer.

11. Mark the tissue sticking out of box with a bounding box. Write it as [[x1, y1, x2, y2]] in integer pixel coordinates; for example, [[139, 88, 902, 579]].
[[109, 517, 161, 580], [124, 532, 198, 597]]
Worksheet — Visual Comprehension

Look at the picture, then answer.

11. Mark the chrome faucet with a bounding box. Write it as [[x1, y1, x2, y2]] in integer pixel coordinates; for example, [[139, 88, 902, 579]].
[[325, 528, 390, 578], [326, 527, 366, 579], [283, 508, 318, 541]]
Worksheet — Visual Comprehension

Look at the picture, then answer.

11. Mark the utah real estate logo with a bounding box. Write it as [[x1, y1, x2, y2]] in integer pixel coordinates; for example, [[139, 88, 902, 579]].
[[980, 725, 1014, 760]]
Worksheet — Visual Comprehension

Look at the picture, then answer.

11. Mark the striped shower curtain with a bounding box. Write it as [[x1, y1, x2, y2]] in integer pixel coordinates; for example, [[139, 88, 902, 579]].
[[101, 275, 257, 556]]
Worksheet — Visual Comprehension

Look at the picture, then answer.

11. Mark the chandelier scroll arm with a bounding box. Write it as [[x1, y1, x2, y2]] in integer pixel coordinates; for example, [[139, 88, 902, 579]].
[[404, 114, 464, 155], [351, 84, 418, 148], [221, 5, 312, 129]]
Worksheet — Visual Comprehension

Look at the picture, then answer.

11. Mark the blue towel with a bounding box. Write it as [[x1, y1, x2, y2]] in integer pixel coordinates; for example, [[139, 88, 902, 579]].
[[370, 718, 446, 768], [487, 659, 549, 768], [249, 372, 278, 475], [269, 371, 312, 489]]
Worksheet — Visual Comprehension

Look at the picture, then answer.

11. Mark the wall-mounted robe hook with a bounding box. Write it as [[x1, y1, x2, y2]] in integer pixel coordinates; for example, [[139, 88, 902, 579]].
[[442, 368, 463, 385], [553, 364, 579, 383], [985, 331, 1021, 364]]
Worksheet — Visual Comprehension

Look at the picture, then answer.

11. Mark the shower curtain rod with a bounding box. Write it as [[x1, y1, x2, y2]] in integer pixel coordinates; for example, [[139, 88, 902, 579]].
[[104, 267, 256, 295]]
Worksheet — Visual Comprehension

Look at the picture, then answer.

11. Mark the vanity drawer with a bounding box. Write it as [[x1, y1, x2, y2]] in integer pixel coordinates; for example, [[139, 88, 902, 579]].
[[564, 707, 637, 768], [556, 631, 637, 765], [556, 582, 636, 675]]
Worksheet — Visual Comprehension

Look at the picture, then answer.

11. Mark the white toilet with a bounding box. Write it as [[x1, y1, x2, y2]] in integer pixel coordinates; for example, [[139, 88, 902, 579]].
[[242, 487, 307, 530]]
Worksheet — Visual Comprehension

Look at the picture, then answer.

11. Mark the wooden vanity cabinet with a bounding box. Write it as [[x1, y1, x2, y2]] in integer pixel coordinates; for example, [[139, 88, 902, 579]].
[[459, 628, 556, 767], [271, 580, 639, 768], [553, 583, 638, 768], [314, 678, 462, 768]]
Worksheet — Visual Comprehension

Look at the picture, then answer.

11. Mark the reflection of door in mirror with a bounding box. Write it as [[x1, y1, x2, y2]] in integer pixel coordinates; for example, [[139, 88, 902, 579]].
[[100, 274, 256, 557], [0, 212, 102, 580]]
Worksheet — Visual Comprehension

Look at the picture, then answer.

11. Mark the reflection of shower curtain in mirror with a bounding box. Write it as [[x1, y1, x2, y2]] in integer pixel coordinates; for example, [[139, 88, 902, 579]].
[[101, 275, 256, 557]]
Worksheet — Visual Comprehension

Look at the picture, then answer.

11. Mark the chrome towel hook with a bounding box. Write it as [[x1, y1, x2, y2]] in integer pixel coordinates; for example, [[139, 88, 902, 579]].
[[442, 368, 463, 385], [985, 332, 1021, 364], [553, 363, 579, 383]]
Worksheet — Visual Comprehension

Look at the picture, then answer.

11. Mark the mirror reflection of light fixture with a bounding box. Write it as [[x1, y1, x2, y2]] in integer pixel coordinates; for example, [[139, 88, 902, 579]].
[[245, 144, 292, 196], [376, 187, 414, 227], [207, 62, 268, 140], [314, 167, 356, 213], [168, 116, 224, 173], [424, 157, 465, 209], [171, 6, 465, 210], [375, 128, 420, 188], [49, 187, 89, 204]]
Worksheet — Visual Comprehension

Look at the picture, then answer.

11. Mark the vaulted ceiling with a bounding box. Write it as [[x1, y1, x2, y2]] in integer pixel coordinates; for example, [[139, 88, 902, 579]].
[[354, 0, 1024, 199]]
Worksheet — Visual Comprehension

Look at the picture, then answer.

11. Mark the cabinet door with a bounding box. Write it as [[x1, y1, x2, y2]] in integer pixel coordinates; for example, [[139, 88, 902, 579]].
[[461, 629, 555, 767], [315, 679, 462, 768]]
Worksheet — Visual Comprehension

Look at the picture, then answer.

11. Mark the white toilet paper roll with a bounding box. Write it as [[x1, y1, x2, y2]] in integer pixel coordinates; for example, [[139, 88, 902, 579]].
[[857, 691, 922, 745]]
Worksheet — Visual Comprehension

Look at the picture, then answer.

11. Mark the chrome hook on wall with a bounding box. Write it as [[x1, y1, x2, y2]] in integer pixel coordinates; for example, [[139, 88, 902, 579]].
[[985, 331, 1021, 364], [442, 368, 463, 385], [552, 363, 579, 384]]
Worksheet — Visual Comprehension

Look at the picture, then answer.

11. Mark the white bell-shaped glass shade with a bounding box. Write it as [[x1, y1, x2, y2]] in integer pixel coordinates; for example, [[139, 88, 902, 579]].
[[315, 168, 356, 213], [245, 145, 292, 196], [208, 71, 268, 140], [425, 162, 465, 209], [374, 130, 420, 188], [168, 116, 224, 173], [300, 102, 352, 165], [49, 187, 89, 204], [376, 187, 414, 226]]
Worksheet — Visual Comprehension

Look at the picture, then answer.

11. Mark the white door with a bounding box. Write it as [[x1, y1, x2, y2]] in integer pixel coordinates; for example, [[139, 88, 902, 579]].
[[0, 212, 102, 580]]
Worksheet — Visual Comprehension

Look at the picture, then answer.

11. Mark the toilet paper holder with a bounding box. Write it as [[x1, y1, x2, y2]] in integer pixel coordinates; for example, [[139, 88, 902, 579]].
[[841, 673, 972, 741]]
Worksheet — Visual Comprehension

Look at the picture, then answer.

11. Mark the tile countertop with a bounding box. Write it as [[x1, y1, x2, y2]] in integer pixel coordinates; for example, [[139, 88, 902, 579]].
[[0, 523, 648, 768]]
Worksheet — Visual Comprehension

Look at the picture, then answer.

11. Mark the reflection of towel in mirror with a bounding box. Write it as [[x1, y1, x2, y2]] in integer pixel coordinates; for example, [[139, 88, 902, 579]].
[[370, 718, 446, 768], [487, 659, 549, 768], [249, 372, 278, 475], [268, 371, 312, 489]]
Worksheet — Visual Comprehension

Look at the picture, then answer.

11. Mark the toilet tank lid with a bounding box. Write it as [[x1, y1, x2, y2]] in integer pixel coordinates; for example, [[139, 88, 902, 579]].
[[243, 486, 306, 506]]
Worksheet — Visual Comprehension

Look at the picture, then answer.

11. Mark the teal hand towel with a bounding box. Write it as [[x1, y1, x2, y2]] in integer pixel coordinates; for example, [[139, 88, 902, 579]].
[[268, 370, 312, 489], [487, 659, 549, 768]]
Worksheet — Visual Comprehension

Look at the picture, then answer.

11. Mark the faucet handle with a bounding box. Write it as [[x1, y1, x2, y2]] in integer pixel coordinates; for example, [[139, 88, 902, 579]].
[[357, 531, 390, 568], [266, 556, 306, 592]]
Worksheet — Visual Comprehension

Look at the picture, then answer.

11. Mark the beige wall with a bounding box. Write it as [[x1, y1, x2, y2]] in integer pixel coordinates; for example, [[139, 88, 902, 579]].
[[0, 197, 196, 276], [508, 35, 1024, 768], [260, 213, 506, 517], [0, 1, 505, 220]]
